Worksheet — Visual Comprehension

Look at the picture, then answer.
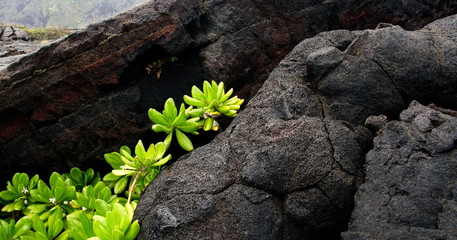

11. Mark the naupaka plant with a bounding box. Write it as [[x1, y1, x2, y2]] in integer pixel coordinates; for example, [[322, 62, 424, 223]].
[[149, 80, 244, 151], [103, 140, 171, 203], [148, 99, 200, 151], [184, 80, 244, 131], [0, 79, 243, 239]]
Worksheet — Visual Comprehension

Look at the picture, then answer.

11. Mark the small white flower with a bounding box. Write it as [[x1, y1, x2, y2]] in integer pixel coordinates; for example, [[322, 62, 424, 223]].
[[21, 187, 28, 194], [82, 207, 87, 211], [24, 199, 28, 205], [49, 198, 56, 204], [63, 201, 69, 205]]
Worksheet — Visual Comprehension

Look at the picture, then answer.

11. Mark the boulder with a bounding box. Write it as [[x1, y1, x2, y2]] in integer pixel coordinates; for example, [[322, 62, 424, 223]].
[[0, 26, 14, 41], [342, 101, 457, 239], [2, 0, 455, 185], [135, 14, 457, 240], [0, 26, 32, 41]]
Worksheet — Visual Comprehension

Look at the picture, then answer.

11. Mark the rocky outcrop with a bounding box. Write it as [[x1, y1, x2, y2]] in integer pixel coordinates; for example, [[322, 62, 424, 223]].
[[134, 14, 457, 240], [342, 101, 457, 239], [3, 0, 455, 185], [0, 26, 32, 41]]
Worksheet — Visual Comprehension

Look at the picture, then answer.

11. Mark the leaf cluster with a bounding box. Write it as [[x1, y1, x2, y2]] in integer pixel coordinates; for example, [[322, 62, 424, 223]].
[[149, 80, 244, 151], [0, 80, 244, 239], [0, 167, 142, 240]]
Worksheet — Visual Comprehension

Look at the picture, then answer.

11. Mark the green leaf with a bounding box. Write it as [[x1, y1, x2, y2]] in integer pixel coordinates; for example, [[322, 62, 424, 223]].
[[171, 111, 188, 127], [0, 190, 20, 201], [95, 200, 110, 216], [124, 220, 140, 240], [120, 149, 135, 162], [55, 229, 71, 240], [154, 142, 166, 160], [102, 172, 121, 182], [31, 214, 46, 235], [211, 80, 219, 100], [219, 88, 233, 102], [175, 129, 194, 151], [120, 146, 131, 156], [183, 95, 206, 107], [70, 168, 83, 185], [216, 81, 225, 100], [191, 85, 206, 101], [203, 118, 214, 131], [13, 200, 25, 211], [148, 108, 169, 125], [164, 132, 173, 151], [203, 81, 213, 102], [151, 154, 172, 167], [47, 209, 64, 239], [112, 170, 136, 176], [177, 121, 199, 133], [80, 211, 95, 237], [93, 217, 111, 240], [114, 177, 128, 194], [151, 124, 173, 134], [163, 98, 178, 123], [12, 217, 32, 238], [49, 172, 62, 189], [104, 153, 123, 169], [145, 143, 157, 160], [134, 140, 147, 159], [112, 229, 125, 240], [35, 232, 50, 240]]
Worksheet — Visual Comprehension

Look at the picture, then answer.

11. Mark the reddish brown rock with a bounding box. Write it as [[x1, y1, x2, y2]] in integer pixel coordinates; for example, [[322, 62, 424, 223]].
[[0, 0, 456, 184]]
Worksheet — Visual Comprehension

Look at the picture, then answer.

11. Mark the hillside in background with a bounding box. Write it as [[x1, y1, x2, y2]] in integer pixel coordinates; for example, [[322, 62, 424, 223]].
[[0, 0, 149, 28]]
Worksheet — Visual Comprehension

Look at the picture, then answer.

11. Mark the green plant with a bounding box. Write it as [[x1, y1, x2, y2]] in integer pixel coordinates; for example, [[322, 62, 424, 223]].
[[63, 168, 100, 192], [148, 99, 200, 151], [21, 209, 67, 240], [103, 140, 171, 202], [67, 201, 139, 240], [0, 80, 243, 239], [0, 217, 32, 240], [0, 173, 39, 214], [148, 80, 244, 151], [184, 80, 244, 131], [70, 182, 117, 214]]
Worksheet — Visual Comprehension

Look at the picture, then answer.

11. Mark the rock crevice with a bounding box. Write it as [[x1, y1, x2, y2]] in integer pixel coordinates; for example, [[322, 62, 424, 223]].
[[135, 14, 457, 239]]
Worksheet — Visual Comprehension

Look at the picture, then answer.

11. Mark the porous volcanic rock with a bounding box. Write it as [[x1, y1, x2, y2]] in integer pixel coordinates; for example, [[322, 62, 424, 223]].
[[342, 101, 457, 239], [2, 0, 456, 185], [134, 14, 457, 240]]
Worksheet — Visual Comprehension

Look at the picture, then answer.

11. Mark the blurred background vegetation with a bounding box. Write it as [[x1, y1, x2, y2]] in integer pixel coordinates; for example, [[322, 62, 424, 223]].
[[0, 0, 149, 29], [0, 23, 74, 40]]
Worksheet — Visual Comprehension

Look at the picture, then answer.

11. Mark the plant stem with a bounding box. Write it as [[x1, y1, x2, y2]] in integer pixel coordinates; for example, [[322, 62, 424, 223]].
[[127, 167, 145, 203]]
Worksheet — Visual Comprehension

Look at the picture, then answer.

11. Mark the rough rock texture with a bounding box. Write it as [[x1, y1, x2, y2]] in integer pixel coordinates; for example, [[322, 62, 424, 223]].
[[135, 14, 457, 240], [0, 41, 49, 70], [2, 0, 455, 185], [342, 101, 457, 239]]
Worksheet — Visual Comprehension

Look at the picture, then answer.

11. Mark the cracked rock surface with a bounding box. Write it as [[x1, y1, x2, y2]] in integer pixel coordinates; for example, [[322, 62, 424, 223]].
[[135, 15, 457, 239], [2, 0, 457, 187], [342, 101, 457, 239]]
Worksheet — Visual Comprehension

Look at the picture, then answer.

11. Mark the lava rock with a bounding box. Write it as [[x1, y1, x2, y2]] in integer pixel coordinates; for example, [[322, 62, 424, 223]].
[[342, 101, 457, 239], [3, 0, 455, 186], [135, 14, 457, 239]]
